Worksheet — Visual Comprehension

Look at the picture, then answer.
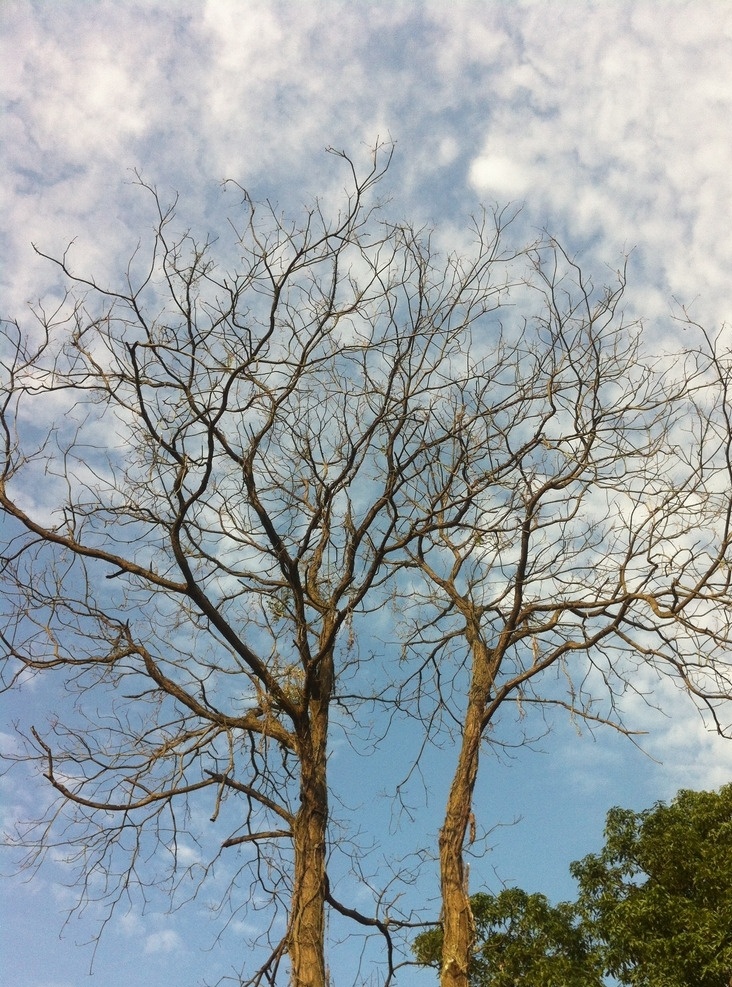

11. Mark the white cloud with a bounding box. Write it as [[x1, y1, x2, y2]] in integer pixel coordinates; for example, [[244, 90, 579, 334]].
[[117, 911, 145, 937], [629, 675, 732, 795], [144, 928, 185, 955], [174, 842, 202, 866], [469, 153, 530, 197], [560, 661, 732, 802]]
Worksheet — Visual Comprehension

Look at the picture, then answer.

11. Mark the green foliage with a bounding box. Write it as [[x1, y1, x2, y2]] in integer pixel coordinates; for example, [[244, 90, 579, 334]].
[[415, 785, 732, 986], [571, 784, 732, 987], [413, 887, 603, 986]]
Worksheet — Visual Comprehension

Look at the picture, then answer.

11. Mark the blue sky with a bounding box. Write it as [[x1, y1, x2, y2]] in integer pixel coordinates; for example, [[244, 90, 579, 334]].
[[2, 2, 732, 986]]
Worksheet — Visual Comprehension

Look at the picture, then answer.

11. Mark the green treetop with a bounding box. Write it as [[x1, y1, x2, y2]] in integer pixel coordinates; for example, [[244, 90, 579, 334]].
[[415, 784, 732, 987], [571, 783, 732, 987], [413, 886, 602, 986]]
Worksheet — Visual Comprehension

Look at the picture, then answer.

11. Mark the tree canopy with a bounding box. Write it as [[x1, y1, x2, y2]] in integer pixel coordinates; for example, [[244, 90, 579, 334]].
[[413, 888, 603, 987], [3, 146, 732, 987], [415, 784, 732, 987], [572, 783, 732, 987]]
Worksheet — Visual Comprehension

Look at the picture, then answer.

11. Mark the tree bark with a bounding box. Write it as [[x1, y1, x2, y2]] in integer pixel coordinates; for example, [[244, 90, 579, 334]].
[[289, 754, 328, 987], [439, 634, 494, 987], [288, 655, 332, 987]]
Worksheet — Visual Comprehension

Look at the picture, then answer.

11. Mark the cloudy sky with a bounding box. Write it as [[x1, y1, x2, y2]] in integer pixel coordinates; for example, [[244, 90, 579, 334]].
[[2, 2, 732, 985]]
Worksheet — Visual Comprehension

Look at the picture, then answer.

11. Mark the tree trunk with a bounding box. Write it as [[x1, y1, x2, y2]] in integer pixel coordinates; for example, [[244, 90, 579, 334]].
[[289, 751, 328, 987], [439, 634, 494, 987], [288, 655, 332, 987]]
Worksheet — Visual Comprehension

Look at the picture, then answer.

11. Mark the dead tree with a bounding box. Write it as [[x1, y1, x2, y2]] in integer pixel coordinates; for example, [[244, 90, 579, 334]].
[[398, 248, 732, 987], [0, 145, 524, 986], [2, 145, 731, 987]]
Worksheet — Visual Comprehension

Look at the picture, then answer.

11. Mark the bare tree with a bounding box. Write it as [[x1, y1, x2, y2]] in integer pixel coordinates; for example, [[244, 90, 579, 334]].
[[2, 146, 732, 987], [397, 250, 732, 986], [0, 145, 524, 987]]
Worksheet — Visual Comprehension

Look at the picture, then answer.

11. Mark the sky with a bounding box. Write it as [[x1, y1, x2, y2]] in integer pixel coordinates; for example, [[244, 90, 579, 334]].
[[2, 1, 732, 985]]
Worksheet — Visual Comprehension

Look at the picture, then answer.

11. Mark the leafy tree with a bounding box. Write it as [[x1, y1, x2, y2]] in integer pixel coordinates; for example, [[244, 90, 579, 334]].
[[413, 888, 603, 986], [572, 784, 732, 987], [417, 786, 732, 987], [2, 143, 732, 987]]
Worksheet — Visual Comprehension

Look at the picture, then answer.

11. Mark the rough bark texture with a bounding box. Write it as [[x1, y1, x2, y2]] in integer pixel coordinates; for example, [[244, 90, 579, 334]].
[[439, 631, 495, 987], [289, 747, 328, 987], [288, 652, 333, 987], [438, 721, 480, 987]]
